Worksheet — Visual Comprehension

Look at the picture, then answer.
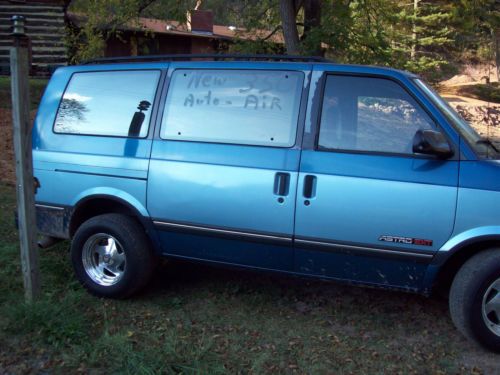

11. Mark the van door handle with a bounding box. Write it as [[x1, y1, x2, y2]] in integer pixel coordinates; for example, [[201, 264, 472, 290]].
[[303, 175, 317, 199], [274, 172, 290, 196]]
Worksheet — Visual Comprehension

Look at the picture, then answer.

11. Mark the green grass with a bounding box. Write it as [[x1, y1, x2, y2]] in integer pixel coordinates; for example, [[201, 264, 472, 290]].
[[0, 76, 48, 109], [0, 183, 498, 374]]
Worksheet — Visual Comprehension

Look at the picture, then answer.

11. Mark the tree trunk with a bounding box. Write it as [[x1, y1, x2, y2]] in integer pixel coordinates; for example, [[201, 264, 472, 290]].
[[411, 0, 419, 60], [280, 0, 301, 55], [494, 29, 500, 82], [304, 0, 321, 55]]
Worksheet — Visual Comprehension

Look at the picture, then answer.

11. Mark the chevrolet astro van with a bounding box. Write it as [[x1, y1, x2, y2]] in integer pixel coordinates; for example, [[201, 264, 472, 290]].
[[33, 55, 500, 352]]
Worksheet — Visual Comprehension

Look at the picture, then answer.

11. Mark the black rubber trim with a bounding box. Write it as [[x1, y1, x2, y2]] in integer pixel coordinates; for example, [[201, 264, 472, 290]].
[[153, 219, 434, 262], [54, 169, 147, 181], [295, 236, 434, 263], [153, 219, 292, 246]]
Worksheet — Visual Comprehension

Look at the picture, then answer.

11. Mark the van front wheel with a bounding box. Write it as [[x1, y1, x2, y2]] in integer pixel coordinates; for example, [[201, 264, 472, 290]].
[[449, 248, 500, 353], [71, 214, 154, 298]]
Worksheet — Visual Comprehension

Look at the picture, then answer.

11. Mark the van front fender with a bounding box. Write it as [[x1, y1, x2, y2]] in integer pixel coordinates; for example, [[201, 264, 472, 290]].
[[421, 227, 500, 294], [437, 226, 500, 260]]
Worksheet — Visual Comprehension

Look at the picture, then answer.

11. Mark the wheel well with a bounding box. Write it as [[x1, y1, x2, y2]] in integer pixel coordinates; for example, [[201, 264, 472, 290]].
[[433, 239, 500, 295], [69, 197, 143, 238]]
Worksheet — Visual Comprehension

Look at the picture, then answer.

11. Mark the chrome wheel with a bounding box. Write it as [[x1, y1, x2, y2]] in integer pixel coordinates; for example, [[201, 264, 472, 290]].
[[82, 233, 126, 286], [482, 278, 500, 337]]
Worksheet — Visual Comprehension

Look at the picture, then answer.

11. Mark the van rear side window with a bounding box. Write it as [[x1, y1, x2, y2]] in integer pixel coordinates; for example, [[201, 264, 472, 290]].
[[54, 70, 160, 137], [160, 69, 304, 147]]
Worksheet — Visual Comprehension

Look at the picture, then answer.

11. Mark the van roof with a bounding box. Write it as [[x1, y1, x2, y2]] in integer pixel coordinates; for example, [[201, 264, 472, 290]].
[[62, 54, 417, 80], [81, 54, 414, 77], [82, 54, 329, 65]]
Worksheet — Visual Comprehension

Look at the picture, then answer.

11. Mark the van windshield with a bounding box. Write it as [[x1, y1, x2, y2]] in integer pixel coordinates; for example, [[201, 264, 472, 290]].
[[414, 78, 499, 160]]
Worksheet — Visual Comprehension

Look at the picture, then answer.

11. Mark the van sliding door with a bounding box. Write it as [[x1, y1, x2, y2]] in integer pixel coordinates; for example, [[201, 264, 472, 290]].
[[148, 63, 310, 270]]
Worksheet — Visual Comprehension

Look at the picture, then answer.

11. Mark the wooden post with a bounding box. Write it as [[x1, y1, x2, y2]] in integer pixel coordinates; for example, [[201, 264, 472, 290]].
[[10, 15, 41, 302]]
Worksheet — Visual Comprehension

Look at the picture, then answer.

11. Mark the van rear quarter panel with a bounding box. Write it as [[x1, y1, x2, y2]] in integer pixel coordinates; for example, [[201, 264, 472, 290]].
[[33, 63, 167, 216]]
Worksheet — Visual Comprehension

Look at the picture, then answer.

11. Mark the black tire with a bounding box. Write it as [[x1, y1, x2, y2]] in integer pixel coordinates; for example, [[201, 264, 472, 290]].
[[449, 248, 500, 353], [71, 213, 154, 299]]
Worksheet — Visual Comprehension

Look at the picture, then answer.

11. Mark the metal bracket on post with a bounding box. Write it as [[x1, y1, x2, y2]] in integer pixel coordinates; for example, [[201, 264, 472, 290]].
[[10, 15, 41, 302]]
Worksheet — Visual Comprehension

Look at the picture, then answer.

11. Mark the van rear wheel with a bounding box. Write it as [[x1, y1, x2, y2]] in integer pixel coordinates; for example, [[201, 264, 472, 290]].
[[71, 213, 154, 298], [449, 248, 500, 353]]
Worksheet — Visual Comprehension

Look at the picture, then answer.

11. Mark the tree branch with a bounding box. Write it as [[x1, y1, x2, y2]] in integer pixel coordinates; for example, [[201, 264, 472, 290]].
[[263, 25, 283, 41]]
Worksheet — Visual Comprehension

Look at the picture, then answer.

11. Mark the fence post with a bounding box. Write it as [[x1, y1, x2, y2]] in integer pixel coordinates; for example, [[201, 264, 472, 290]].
[[10, 15, 41, 302]]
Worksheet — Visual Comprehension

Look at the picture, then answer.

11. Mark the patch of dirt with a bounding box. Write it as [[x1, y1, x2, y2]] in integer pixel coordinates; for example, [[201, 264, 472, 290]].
[[0, 109, 15, 185], [459, 346, 500, 375], [0, 109, 35, 185], [442, 64, 499, 87], [442, 74, 478, 86], [455, 105, 500, 131]]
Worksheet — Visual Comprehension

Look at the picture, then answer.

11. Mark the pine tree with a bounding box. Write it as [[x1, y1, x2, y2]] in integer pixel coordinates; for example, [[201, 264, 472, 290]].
[[454, 0, 500, 80], [387, 0, 454, 80]]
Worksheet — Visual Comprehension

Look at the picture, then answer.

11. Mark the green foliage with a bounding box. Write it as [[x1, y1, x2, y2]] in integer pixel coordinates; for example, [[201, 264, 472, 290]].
[[229, 39, 284, 54], [219, 0, 460, 80], [65, 25, 106, 64], [71, 331, 225, 374], [452, 0, 500, 63], [455, 0, 499, 37], [3, 293, 90, 348], [65, 0, 498, 80], [67, 0, 156, 63]]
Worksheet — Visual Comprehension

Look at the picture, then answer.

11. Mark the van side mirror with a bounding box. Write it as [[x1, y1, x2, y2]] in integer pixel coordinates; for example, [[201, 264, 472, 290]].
[[412, 129, 453, 159]]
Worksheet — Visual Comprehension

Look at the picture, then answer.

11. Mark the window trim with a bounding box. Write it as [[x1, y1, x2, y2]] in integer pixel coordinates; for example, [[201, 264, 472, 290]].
[[158, 68, 306, 149], [52, 69, 162, 139], [314, 73, 458, 160]]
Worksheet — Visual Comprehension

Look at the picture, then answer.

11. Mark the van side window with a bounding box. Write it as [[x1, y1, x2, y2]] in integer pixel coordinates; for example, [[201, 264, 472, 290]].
[[54, 70, 160, 137], [318, 75, 436, 154], [160, 69, 304, 147]]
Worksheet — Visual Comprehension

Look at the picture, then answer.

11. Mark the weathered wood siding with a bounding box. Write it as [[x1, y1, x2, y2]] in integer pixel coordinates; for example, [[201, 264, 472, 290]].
[[0, 0, 68, 76]]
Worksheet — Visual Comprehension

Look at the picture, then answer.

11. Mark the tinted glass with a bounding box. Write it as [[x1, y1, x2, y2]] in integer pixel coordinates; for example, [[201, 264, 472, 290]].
[[161, 69, 304, 147], [319, 76, 436, 154], [54, 70, 160, 137]]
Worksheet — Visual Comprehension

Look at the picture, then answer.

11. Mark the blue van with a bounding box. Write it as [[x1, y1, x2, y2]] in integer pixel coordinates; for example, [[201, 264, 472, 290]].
[[33, 55, 500, 352]]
